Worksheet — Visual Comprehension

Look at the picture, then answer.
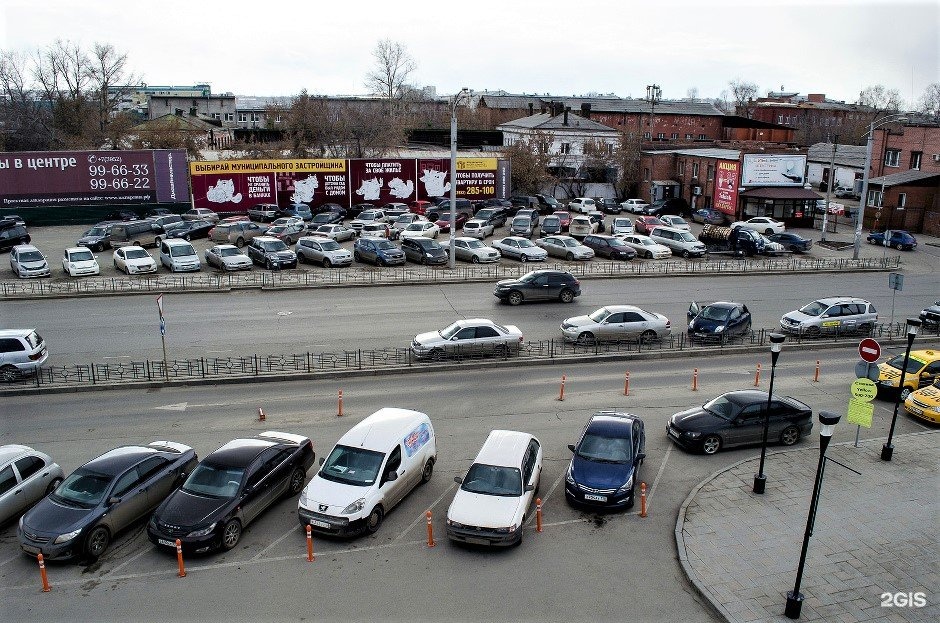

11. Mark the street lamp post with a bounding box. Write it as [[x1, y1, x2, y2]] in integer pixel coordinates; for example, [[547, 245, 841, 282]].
[[449, 87, 470, 269], [853, 113, 909, 260], [881, 318, 920, 461], [753, 333, 785, 494], [785, 410, 842, 619], [645, 84, 661, 205]]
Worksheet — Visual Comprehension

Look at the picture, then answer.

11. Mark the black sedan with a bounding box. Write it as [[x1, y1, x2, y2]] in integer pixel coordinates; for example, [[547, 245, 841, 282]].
[[18, 441, 197, 561], [666, 390, 813, 455], [175, 219, 214, 241], [596, 199, 622, 214], [768, 232, 813, 253], [687, 301, 752, 343], [148, 431, 314, 554]]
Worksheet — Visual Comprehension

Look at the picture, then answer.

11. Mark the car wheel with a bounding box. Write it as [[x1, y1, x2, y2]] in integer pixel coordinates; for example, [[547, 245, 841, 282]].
[[893, 242, 903, 250], [354, 251, 361, 262], [780, 426, 801, 446], [519, 254, 528, 263], [640, 329, 657, 343], [323, 258, 332, 268], [559, 289, 575, 303], [421, 458, 434, 484], [644, 250, 653, 259], [132, 240, 141, 247], [429, 348, 445, 361], [857, 323, 872, 336], [682, 250, 691, 258], [46, 477, 63, 494], [789, 245, 799, 252], [365, 505, 384, 533], [288, 467, 306, 496], [471, 255, 480, 264], [566, 252, 574, 261], [235, 237, 245, 248], [765, 228, 774, 235], [576, 332, 595, 345], [868, 238, 876, 245], [0, 365, 18, 382], [183, 234, 191, 241], [900, 386, 913, 401], [85, 526, 110, 559], [701, 435, 722, 455], [154, 236, 163, 246], [221, 519, 242, 550], [508, 291, 523, 306]]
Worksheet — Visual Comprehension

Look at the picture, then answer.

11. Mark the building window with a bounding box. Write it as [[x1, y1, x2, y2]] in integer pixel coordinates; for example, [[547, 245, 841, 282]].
[[670, 133, 678, 140], [897, 193, 906, 208], [657, 133, 665, 140], [238, 113, 248, 122], [884, 149, 900, 167], [211, 112, 221, 120], [698, 134, 706, 140], [560, 142, 571, 154], [867, 189, 883, 208], [910, 152, 922, 170], [224, 113, 234, 122], [685, 133, 693, 140], [707, 164, 714, 181], [643, 131, 651, 139], [691, 162, 700, 178], [677, 161, 685, 176], [274, 114, 282, 123], [607, 144, 614, 155], [643, 167, 650, 181], [778, 115, 784, 124]]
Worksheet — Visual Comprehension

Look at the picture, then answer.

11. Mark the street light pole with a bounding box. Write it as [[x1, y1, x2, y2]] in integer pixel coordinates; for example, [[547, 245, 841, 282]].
[[785, 410, 841, 619], [754, 333, 785, 494], [881, 318, 920, 461], [449, 87, 470, 269], [645, 84, 661, 205]]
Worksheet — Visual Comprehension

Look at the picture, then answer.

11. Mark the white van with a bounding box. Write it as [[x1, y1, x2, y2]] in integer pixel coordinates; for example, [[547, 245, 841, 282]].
[[159, 238, 201, 272], [298, 407, 436, 536]]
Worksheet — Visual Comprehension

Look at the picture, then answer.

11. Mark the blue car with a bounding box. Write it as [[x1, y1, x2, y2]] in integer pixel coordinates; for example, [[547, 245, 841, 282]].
[[565, 412, 646, 510], [867, 230, 917, 251], [687, 301, 752, 343]]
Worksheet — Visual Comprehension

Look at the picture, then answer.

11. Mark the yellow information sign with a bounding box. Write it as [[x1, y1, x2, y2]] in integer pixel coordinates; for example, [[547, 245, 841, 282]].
[[850, 378, 878, 401], [846, 398, 874, 428]]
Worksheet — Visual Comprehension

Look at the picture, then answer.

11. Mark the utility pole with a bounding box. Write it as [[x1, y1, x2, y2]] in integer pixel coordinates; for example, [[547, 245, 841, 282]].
[[820, 137, 837, 242], [645, 84, 661, 204]]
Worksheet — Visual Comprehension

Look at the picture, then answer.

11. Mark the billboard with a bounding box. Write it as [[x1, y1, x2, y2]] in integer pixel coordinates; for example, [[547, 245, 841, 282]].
[[0, 149, 189, 208], [416, 157, 503, 201], [713, 159, 740, 215], [741, 154, 807, 187], [349, 159, 417, 205]]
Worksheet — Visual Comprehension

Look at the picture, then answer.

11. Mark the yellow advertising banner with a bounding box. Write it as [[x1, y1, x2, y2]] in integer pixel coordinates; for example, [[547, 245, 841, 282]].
[[846, 398, 874, 428], [190, 159, 347, 175], [457, 158, 498, 171]]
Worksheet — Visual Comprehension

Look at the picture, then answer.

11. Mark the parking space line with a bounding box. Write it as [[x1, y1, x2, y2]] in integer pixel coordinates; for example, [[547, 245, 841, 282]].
[[392, 482, 456, 544], [251, 524, 302, 561], [524, 471, 566, 528], [104, 545, 155, 577], [0, 552, 21, 567], [540, 518, 590, 528], [646, 443, 672, 506]]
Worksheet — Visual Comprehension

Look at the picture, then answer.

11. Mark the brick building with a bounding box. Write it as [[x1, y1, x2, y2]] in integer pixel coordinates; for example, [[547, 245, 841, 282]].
[[743, 91, 880, 146]]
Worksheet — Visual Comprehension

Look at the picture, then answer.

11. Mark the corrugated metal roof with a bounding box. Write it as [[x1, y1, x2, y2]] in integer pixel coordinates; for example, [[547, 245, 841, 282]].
[[807, 143, 867, 168], [497, 112, 618, 133], [644, 148, 741, 159], [869, 169, 940, 186]]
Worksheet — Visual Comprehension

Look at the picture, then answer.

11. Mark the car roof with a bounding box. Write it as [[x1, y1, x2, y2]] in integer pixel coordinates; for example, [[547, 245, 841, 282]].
[[810, 297, 870, 305], [586, 412, 639, 437], [340, 408, 430, 452], [0, 444, 38, 464], [601, 305, 644, 314], [83, 444, 183, 475], [473, 430, 535, 467], [65, 246, 93, 253], [0, 328, 38, 339], [908, 349, 939, 361], [205, 438, 278, 467], [705, 301, 743, 310], [13, 244, 41, 252]]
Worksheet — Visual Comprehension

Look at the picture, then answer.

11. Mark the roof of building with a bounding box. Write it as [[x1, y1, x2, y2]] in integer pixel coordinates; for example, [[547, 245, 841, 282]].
[[807, 143, 868, 168], [479, 94, 726, 117], [498, 112, 618, 133], [643, 147, 742, 159], [869, 169, 940, 187], [739, 187, 822, 199]]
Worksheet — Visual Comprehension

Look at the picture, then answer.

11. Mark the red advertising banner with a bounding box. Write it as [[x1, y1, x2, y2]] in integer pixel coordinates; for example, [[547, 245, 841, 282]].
[[349, 159, 417, 205], [713, 159, 740, 215], [416, 158, 501, 201]]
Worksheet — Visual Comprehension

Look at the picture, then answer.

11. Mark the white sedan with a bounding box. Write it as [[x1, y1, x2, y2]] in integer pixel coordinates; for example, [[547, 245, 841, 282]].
[[311, 224, 356, 242], [399, 221, 440, 239], [112, 246, 157, 274], [731, 217, 786, 235], [619, 234, 672, 259], [204, 244, 252, 271], [536, 235, 594, 261], [621, 199, 649, 213], [62, 247, 100, 277], [411, 318, 523, 360], [611, 217, 634, 236], [491, 236, 548, 262]]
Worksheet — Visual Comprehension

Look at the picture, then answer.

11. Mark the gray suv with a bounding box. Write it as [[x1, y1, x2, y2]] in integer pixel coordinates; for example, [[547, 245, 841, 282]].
[[780, 297, 878, 337]]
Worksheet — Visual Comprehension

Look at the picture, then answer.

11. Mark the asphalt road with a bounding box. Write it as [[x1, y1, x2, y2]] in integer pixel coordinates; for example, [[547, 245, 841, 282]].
[[2, 347, 934, 622]]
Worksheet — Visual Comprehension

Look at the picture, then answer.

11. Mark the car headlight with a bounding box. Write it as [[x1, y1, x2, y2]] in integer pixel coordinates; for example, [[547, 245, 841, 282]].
[[684, 431, 702, 439], [565, 465, 575, 485], [426, 253, 434, 258], [342, 498, 365, 514], [54, 529, 82, 544], [494, 525, 516, 533], [617, 477, 634, 494], [186, 523, 217, 538], [715, 326, 725, 332], [688, 322, 695, 330]]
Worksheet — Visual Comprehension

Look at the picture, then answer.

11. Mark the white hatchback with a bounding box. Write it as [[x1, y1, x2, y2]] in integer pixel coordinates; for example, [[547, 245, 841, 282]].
[[61, 247, 100, 277]]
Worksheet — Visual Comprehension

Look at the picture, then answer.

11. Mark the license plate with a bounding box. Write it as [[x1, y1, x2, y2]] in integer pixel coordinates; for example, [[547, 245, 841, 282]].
[[308, 519, 331, 529], [584, 494, 607, 502], [464, 537, 489, 545], [668, 428, 679, 439], [21, 545, 40, 555], [907, 406, 923, 415], [158, 539, 175, 547]]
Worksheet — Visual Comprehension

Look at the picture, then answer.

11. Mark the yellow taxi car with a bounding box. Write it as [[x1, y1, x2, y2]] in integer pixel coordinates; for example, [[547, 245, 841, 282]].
[[876, 349, 940, 400], [904, 379, 940, 423]]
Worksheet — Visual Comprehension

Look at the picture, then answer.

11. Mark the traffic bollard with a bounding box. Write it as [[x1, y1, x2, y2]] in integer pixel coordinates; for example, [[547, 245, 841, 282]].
[[426, 510, 435, 547], [624, 370, 630, 396], [258, 407, 265, 422], [558, 375, 566, 401], [536, 498, 543, 533], [814, 360, 820, 382], [337, 389, 344, 417], [37, 553, 50, 592], [175, 538, 186, 578], [692, 368, 698, 391], [754, 363, 761, 387], [639, 482, 648, 518], [306, 525, 314, 561]]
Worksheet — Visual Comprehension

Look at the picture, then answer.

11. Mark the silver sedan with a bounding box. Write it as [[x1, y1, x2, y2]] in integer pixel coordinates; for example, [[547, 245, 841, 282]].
[[0, 444, 64, 525], [411, 318, 523, 360], [536, 235, 595, 261], [312, 224, 356, 242], [561, 305, 671, 344], [205, 244, 252, 271]]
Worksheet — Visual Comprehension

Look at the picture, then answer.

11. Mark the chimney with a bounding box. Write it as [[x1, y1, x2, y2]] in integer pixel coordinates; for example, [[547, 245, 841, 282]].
[[528, 103, 534, 116], [580, 103, 591, 119], [807, 93, 825, 103], [564, 107, 570, 126]]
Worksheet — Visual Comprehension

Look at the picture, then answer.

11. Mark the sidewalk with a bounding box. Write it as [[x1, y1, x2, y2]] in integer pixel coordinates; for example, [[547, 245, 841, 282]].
[[676, 431, 939, 623]]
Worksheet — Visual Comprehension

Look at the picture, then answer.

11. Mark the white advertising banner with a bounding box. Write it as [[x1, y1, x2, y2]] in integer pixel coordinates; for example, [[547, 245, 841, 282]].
[[741, 154, 807, 187]]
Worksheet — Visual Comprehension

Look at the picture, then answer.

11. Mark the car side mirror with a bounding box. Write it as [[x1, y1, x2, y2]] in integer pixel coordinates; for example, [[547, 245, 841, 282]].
[[567, 444, 576, 452], [107, 496, 121, 505], [318, 457, 325, 466], [524, 484, 535, 492], [636, 453, 646, 463], [454, 476, 463, 485], [385, 471, 398, 482]]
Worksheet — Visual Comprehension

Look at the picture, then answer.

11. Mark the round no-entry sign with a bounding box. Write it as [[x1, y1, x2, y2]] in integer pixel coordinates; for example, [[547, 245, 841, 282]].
[[859, 338, 881, 363]]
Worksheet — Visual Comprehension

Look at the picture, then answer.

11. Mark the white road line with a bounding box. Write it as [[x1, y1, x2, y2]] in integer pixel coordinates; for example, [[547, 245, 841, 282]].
[[104, 545, 155, 577], [0, 552, 22, 567], [524, 470, 566, 528], [251, 524, 302, 561], [392, 482, 456, 544], [646, 443, 672, 506], [540, 518, 590, 528]]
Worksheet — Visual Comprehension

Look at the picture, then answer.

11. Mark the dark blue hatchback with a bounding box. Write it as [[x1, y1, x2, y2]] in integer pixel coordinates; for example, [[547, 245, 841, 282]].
[[565, 412, 646, 510]]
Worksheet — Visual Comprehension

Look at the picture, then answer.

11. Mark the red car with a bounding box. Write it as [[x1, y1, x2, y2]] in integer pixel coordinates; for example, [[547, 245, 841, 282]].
[[435, 213, 469, 233], [410, 200, 432, 215], [552, 211, 572, 231], [634, 215, 662, 235]]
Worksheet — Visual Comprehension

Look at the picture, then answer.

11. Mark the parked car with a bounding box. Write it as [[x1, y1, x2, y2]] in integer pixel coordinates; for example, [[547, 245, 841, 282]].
[[491, 236, 547, 263], [204, 244, 252, 271], [643, 198, 691, 216], [309, 211, 345, 227], [552, 211, 572, 231], [77, 222, 117, 252], [687, 301, 752, 343], [649, 226, 707, 258], [18, 441, 197, 560], [867, 230, 917, 250], [411, 318, 523, 360], [494, 269, 580, 305], [299, 408, 436, 536], [539, 215, 562, 236], [666, 390, 813, 455], [400, 236, 447, 265], [768, 232, 813, 253], [536, 235, 595, 261], [314, 203, 347, 219], [564, 413, 645, 509], [270, 216, 304, 228], [347, 203, 376, 219], [296, 236, 352, 268], [208, 221, 267, 247], [446, 237, 501, 264], [147, 214, 184, 230], [509, 216, 534, 238], [359, 222, 391, 239], [568, 215, 598, 239], [398, 221, 440, 239], [182, 208, 219, 223], [619, 234, 672, 259], [0, 328, 48, 382], [248, 204, 279, 222], [379, 202, 410, 218], [610, 217, 634, 237], [148, 432, 314, 554], [779, 297, 877, 337], [620, 199, 649, 214], [699, 225, 767, 257], [535, 194, 562, 215], [0, 221, 31, 253], [145, 208, 172, 218], [567, 197, 597, 214], [350, 210, 388, 235], [219, 215, 251, 223], [174, 219, 214, 241], [0, 445, 64, 525], [446, 430, 541, 547], [659, 215, 691, 231], [312, 224, 356, 242], [595, 198, 622, 214], [265, 222, 306, 244], [561, 305, 670, 344], [876, 349, 940, 400], [731, 217, 785, 235], [105, 209, 139, 222], [433, 212, 470, 233], [691, 208, 727, 225], [586, 210, 607, 233], [112, 246, 157, 274], [61, 247, 100, 277], [634, 215, 662, 235], [834, 186, 860, 200], [246, 236, 297, 269], [582, 234, 637, 261], [10, 244, 50, 278], [473, 207, 509, 229], [278, 204, 313, 221], [160, 238, 201, 272], [462, 219, 494, 239], [390, 213, 427, 236], [509, 195, 539, 210], [353, 237, 405, 266], [920, 300, 940, 328], [904, 378, 940, 424], [409, 200, 433, 215]]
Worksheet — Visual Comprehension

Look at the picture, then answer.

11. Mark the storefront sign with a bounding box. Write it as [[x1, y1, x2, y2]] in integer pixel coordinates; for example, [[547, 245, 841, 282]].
[[713, 159, 740, 215]]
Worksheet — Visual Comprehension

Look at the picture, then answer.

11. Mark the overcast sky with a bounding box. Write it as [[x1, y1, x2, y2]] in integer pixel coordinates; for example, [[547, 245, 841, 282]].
[[2, 0, 936, 105]]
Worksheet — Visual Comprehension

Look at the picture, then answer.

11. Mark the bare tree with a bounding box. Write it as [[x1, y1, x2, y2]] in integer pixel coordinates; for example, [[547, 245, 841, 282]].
[[686, 87, 699, 101], [0, 49, 54, 150], [613, 131, 642, 199], [857, 84, 903, 113], [88, 42, 140, 148], [916, 82, 940, 117], [729, 79, 759, 118], [365, 39, 416, 100], [712, 89, 733, 114], [503, 132, 554, 195]]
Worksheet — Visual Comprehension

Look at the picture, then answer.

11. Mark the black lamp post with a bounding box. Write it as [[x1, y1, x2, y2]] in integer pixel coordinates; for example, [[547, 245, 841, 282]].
[[881, 318, 920, 461], [754, 332, 786, 494], [785, 410, 841, 619]]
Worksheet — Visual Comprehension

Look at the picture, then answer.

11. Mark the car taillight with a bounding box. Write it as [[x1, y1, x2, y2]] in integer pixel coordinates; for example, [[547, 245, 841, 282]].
[[573, 279, 580, 285], [518, 336, 524, 343], [666, 320, 671, 328], [29, 350, 44, 361]]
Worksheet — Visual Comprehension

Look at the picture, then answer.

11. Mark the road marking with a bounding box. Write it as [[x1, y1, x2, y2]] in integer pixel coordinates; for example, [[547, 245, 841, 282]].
[[104, 545, 154, 577], [102, 355, 131, 359], [0, 552, 21, 567], [646, 443, 672, 506], [154, 402, 188, 411], [524, 470, 566, 529], [251, 524, 302, 561], [392, 482, 456, 544]]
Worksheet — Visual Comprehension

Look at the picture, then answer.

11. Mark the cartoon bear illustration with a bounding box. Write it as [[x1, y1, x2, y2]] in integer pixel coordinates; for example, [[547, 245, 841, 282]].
[[388, 177, 414, 199], [356, 177, 383, 201], [291, 176, 319, 203], [420, 169, 450, 197], [206, 178, 242, 203]]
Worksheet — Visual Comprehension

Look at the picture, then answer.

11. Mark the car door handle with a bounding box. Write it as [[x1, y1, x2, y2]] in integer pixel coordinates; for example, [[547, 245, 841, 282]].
[[14, 489, 22, 495]]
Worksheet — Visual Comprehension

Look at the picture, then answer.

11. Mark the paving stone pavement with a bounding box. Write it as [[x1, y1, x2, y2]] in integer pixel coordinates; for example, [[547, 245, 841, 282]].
[[676, 431, 939, 623]]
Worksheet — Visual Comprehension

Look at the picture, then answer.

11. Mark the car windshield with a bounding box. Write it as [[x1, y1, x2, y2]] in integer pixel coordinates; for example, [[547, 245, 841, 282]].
[[700, 306, 732, 321], [375, 240, 395, 250], [171, 246, 195, 257], [268, 226, 286, 234], [798, 301, 828, 317], [461, 463, 522, 496], [577, 432, 632, 463], [671, 218, 688, 225], [85, 226, 106, 236], [607, 238, 627, 248], [312, 214, 330, 222], [614, 219, 630, 226], [517, 239, 536, 249], [219, 247, 242, 257], [560, 238, 578, 247], [126, 249, 149, 259], [19, 251, 44, 262], [589, 308, 610, 322], [543, 217, 560, 225], [465, 240, 485, 249], [262, 240, 288, 251], [70, 249, 94, 261], [637, 239, 654, 246], [318, 240, 340, 251], [702, 395, 739, 420], [405, 223, 424, 231], [440, 322, 463, 339], [319, 445, 384, 486], [885, 355, 926, 373], [678, 232, 697, 242], [513, 218, 531, 227], [52, 468, 112, 508], [181, 462, 245, 499]]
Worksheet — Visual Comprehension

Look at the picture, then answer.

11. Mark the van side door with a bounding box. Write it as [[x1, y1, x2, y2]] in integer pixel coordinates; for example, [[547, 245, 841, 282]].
[[379, 445, 409, 508]]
